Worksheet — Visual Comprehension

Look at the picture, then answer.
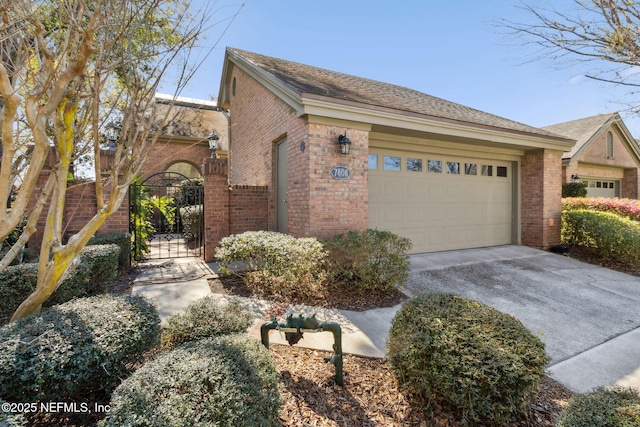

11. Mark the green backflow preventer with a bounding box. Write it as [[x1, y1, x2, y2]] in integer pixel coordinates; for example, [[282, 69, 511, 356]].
[[260, 314, 343, 386]]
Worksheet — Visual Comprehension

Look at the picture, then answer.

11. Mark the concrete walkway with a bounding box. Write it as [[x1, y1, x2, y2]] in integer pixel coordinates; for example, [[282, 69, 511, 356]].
[[131, 246, 640, 394]]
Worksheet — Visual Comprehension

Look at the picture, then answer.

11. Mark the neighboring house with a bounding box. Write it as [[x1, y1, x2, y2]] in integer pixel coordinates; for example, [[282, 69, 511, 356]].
[[142, 93, 229, 181], [542, 113, 640, 198], [216, 48, 575, 254]]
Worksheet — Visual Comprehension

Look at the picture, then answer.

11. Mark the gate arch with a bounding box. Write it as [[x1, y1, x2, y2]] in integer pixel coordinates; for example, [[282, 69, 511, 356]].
[[130, 172, 204, 260]]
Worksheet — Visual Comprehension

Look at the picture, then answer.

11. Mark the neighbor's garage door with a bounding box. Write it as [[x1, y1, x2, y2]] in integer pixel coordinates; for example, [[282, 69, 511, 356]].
[[368, 150, 515, 254]]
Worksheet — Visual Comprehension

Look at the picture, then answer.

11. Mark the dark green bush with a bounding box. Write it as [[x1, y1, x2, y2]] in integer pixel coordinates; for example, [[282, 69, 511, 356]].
[[101, 334, 281, 427], [562, 182, 588, 198], [163, 296, 253, 348], [88, 232, 131, 269], [77, 244, 120, 295], [558, 386, 640, 427], [0, 398, 26, 426], [0, 294, 160, 402], [387, 292, 549, 425], [215, 231, 327, 299], [562, 209, 640, 264], [0, 244, 120, 319], [323, 229, 412, 293]]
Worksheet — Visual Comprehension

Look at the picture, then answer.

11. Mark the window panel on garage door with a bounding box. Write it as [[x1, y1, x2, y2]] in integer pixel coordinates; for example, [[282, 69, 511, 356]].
[[368, 150, 514, 254]]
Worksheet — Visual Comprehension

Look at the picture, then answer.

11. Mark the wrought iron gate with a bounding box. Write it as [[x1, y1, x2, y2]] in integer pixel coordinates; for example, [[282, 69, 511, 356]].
[[130, 172, 204, 260]]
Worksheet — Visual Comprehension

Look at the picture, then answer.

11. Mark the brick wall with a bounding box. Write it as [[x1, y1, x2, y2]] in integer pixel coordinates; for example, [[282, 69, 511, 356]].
[[202, 158, 269, 261], [141, 140, 211, 178], [28, 171, 129, 256], [521, 149, 562, 249], [227, 67, 369, 239], [622, 168, 639, 199]]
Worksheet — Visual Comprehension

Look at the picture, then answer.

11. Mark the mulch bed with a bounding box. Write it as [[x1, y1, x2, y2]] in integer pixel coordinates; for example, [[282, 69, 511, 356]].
[[22, 247, 638, 426]]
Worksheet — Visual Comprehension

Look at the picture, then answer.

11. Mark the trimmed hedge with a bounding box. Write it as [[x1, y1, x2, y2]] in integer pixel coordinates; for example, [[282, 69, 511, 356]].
[[100, 334, 281, 427], [323, 229, 412, 293], [562, 209, 640, 264], [387, 292, 549, 425], [163, 296, 253, 348], [562, 197, 640, 221], [215, 231, 327, 299], [562, 182, 588, 198], [88, 232, 131, 269], [558, 386, 640, 427], [0, 294, 160, 402], [0, 244, 121, 320], [0, 398, 26, 426]]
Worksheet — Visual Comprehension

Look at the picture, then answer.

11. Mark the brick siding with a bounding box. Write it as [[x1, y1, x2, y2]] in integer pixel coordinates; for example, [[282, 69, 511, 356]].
[[521, 150, 562, 249]]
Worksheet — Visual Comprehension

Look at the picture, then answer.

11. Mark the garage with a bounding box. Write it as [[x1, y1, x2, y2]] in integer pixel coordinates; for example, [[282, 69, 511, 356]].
[[368, 148, 516, 254], [581, 178, 619, 198]]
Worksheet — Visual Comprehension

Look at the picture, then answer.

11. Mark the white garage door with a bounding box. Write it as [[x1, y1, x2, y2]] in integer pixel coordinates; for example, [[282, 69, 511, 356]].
[[583, 179, 618, 198], [368, 150, 515, 254]]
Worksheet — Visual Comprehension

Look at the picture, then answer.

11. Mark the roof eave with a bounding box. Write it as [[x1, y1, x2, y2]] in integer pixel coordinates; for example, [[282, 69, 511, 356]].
[[301, 95, 576, 152], [219, 48, 304, 114]]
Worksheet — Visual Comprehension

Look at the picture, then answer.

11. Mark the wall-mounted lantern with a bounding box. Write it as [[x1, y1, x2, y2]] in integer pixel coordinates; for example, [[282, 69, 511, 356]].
[[104, 121, 122, 150], [571, 174, 580, 183], [337, 132, 351, 155], [208, 130, 220, 158]]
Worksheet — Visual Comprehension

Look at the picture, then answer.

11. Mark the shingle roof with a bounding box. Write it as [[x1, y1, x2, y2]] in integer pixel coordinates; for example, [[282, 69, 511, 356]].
[[229, 48, 566, 140], [541, 113, 616, 158]]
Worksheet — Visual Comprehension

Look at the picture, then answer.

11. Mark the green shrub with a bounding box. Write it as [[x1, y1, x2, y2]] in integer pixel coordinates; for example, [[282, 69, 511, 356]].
[[76, 244, 120, 295], [0, 244, 121, 319], [0, 294, 160, 402], [88, 232, 131, 269], [323, 229, 412, 293], [562, 197, 640, 221], [179, 204, 203, 242], [387, 292, 549, 425], [101, 334, 281, 427], [562, 182, 588, 198], [562, 209, 640, 264], [215, 231, 327, 299], [163, 296, 253, 348], [558, 386, 640, 427], [0, 398, 26, 426]]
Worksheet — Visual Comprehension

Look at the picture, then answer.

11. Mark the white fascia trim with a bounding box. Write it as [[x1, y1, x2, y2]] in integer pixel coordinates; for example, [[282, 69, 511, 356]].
[[301, 96, 576, 152]]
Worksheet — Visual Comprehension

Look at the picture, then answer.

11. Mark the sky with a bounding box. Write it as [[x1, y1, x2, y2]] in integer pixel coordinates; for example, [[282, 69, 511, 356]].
[[160, 0, 640, 138]]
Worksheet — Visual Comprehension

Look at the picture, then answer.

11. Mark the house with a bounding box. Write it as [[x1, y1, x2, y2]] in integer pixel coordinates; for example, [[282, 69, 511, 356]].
[[215, 48, 575, 254], [142, 93, 229, 180], [542, 113, 640, 198]]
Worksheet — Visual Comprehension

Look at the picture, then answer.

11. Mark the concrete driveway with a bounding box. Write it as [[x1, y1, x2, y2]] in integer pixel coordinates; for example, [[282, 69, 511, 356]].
[[405, 245, 640, 393]]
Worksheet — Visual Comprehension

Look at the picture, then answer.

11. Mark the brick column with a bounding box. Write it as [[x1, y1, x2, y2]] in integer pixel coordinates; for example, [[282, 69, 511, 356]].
[[203, 158, 229, 261], [622, 168, 638, 199], [521, 149, 563, 249]]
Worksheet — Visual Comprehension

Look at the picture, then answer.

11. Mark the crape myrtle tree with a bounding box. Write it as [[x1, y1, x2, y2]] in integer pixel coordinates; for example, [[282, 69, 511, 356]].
[[503, 1, 640, 102], [0, 0, 240, 321]]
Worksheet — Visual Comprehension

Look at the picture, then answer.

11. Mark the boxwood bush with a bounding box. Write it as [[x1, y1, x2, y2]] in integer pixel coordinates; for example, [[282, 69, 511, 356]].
[[0, 398, 26, 426], [0, 244, 121, 320], [88, 232, 131, 269], [387, 292, 549, 425], [562, 182, 588, 198], [323, 229, 412, 293], [215, 231, 327, 299], [101, 334, 281, 427], [558, 386, 640, 427], [562, 209, 640, 264], [0, 294, 160, 402], [163, 296, 253, 348]]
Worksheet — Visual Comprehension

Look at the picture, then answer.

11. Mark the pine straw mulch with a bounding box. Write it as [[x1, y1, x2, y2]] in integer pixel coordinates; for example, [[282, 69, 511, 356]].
[[210, 273, 575, 427], [34, 247, 640, 427]]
